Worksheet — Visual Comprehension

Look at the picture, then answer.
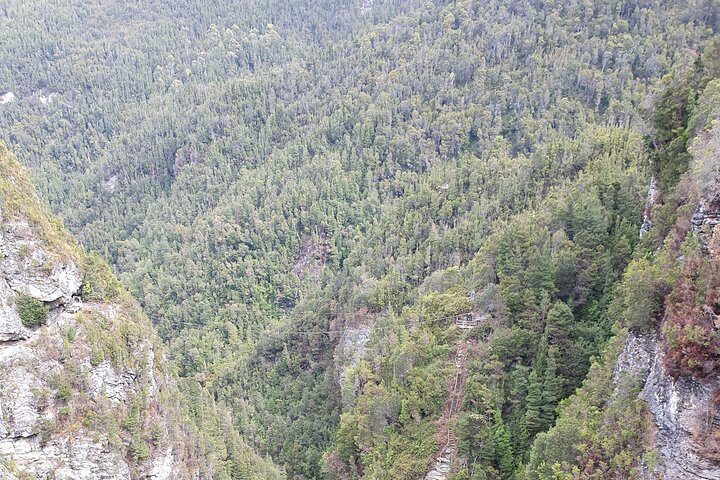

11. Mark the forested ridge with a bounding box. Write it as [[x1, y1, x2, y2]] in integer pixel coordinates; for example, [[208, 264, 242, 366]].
[[1, 0, 720, 479]]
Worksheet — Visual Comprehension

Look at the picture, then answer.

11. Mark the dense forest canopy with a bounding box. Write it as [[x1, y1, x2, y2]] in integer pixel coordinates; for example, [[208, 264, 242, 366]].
[[1, 0, 720, 479]]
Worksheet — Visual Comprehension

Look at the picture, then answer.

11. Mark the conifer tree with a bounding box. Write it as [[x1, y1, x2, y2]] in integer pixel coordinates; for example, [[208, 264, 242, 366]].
[[523, 370, 543, 437], [544, 300, 574, 349], [540, 348, 562, 429], [492, 416, 515, 479]]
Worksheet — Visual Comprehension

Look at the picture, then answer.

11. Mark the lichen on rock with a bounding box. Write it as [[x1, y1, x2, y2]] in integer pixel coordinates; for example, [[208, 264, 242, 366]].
[[0, 145, 200, 479]]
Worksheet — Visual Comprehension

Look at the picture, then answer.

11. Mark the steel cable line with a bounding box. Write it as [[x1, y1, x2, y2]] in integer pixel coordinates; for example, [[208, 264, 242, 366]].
[[157, 311, 477, 336]]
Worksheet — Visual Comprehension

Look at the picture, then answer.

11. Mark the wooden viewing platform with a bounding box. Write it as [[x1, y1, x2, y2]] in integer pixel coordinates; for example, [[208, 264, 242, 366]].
[[451, 312, 487, 329]]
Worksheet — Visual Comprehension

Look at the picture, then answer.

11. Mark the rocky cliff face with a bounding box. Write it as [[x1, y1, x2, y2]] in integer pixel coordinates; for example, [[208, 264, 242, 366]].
[[692, 189, 720, 255], [641, 334, 720, 480], [615, 329, 720, 479], [620, 155, 720, 479], [0, 145, 198, 479]]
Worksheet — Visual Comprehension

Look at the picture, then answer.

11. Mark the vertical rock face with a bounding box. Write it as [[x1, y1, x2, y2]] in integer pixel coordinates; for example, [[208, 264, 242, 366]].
[[691, 192, 720, 254], [335, 324, 371, 400], [628, 171, 720, 479], [0, 277, 24, 342], [640, 340, 720, 480], [0, 149, 198, 479], [616, 330, 720, 479], [0, 218, 83, 302], [612, 330, 657, 385], [639, 176, 658, 238], [0, 465, 18, 480]]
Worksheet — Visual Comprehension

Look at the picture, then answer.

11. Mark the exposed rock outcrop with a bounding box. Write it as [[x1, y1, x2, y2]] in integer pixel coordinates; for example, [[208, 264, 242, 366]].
[[625, 158, 720, 478], [0, 464, 18, 480], [614, 329, 720, 479], [612, 329, 657, 384], [0, 146, 196, 479], [0, 230, 185, 479], [691, 191, 720, 254], [0, 93, 14, 106], [641, 337, 720, 480], [0, 277, 24, 342], [0, 218, 82, 303], [640, 176, 658, 238]]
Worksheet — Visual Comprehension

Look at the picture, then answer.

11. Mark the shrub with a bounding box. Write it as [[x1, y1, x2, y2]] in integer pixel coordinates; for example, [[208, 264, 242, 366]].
[[662, 249, 720, 379], [16, 294, 47, 328], [129, 436, 150, 460], [64, 327, 76, 342], [38, 419, 55, 445], [151, 424, 162, 445], [56, 384, 72, 402], [89, 349, 105, 366]]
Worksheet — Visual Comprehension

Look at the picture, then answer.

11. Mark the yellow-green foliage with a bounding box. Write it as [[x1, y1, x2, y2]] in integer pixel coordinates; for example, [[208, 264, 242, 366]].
[[609, 252, 678, 330], [326, 307, 456, 480], [0, 142, 80, 260], [419, 291, 473, 323], [123, 396, 151, 462], [1, 458, 34, 480], [82, 252, 125, 302], [0, 142, 284, 479], [0, 142, 132, 307], [77, 307, 150, 371]]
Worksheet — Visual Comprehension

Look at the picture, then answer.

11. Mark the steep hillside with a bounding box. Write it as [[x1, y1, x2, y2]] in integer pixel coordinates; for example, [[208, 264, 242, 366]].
[[1, 0, 720, 479], [0, 143, 282, 479], [525, 42, 720, 480]]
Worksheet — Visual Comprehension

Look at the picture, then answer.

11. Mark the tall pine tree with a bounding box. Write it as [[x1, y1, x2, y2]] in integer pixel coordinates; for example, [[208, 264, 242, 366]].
[[523, 370, 543, 437], [540, 348, 562, 429]]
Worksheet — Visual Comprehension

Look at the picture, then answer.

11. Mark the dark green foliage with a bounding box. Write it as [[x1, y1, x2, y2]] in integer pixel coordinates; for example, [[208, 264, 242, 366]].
[[150, 425, 162, 446], [493, 419, 515, 479], [123, 400, 150, 461], [648, 38, 720, 193], [545, 302, 574, 349], [540, 350, 561, 429], [1, 0, 719, 478], [128, 437, 150, 461], [524, 330, 651, 480], [16, 294, 47, 328], [38, 418, 55, 445], [89, 349, 104, 366], [523, 371, 543, 438], [649, 59, 703, 192], [524, 34, 720, 479]]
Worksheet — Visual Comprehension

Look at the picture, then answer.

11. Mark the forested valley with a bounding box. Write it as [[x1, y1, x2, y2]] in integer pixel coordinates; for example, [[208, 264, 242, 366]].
[[1, 0, 720, 479]]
